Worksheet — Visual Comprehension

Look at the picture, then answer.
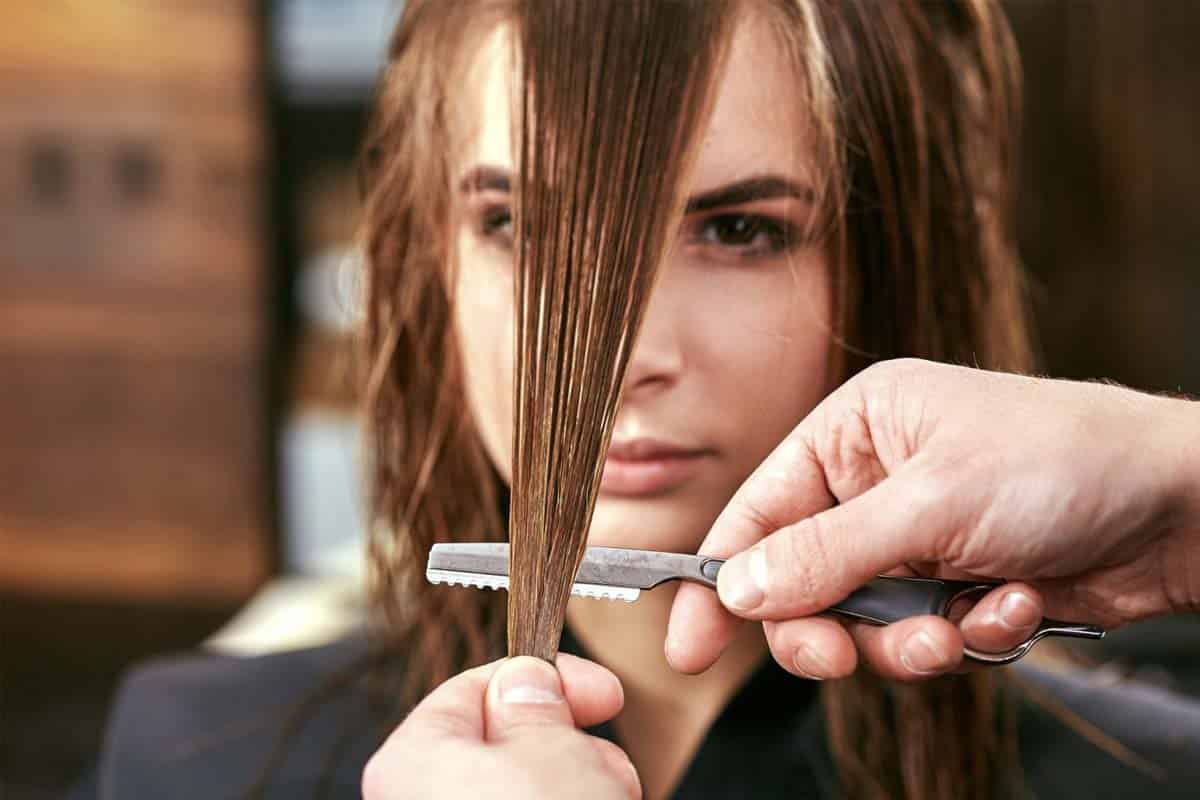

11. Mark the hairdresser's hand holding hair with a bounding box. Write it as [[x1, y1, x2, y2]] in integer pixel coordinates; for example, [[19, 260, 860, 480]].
[[364, 655, 639, 800], [668, 359, 1200, 681]]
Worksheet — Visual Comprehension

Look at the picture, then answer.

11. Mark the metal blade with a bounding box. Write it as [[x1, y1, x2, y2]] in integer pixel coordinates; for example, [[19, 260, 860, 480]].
[[428, 542, 700, 590], [427, 542, 511, 579], [426, 567, 640, 603]]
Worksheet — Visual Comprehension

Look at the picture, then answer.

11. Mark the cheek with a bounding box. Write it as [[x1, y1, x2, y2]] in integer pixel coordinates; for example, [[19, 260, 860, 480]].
[[452, 235, 515, 479], [695, 257, 832, 455]]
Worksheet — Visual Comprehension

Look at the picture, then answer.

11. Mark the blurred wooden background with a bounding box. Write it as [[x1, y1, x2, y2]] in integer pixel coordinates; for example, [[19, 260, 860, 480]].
[[0, 1, 271, 604], [1, 5, 274, 795]]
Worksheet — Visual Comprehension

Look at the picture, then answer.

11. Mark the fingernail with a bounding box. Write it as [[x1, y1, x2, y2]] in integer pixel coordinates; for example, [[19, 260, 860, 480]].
[[998, 592, 1040, 631], [717, 547, 768, 611], [496, 657, 564, 705], [900, 630, 953, 675], [793, 645, 829, 680]]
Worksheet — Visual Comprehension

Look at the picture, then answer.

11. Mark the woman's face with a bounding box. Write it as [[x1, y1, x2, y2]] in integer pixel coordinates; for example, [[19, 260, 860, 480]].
[[451, 16, 832, 553]]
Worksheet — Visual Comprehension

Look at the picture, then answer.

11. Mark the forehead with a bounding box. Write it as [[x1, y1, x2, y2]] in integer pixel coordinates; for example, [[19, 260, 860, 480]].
[[457, 26, 515, 172], [457, 12, 808, 188]]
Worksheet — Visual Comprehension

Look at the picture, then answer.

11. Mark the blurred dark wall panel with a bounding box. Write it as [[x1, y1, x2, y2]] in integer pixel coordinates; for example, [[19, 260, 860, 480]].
[[0, 1, 272, 604], [1006, 0, 1200, 394]]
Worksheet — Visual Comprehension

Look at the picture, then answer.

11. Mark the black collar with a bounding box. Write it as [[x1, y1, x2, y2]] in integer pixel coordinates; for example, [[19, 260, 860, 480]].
[[559, 624, 836, 799]]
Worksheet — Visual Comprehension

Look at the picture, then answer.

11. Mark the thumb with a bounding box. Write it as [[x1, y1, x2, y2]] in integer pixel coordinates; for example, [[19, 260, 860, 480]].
[[716, 466, 946, 620], [667, 429, 836, 674], [484, 656, 574, 741]]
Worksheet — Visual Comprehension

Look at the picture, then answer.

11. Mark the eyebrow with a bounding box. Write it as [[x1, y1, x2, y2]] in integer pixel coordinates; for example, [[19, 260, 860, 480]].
[[685, 175, 815, 213], [459, 164, 511, 194], [458, 166, 813, 212]]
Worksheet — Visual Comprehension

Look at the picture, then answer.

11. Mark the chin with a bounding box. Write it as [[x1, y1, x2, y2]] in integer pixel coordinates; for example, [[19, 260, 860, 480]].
[[587, 494, 713, 554]]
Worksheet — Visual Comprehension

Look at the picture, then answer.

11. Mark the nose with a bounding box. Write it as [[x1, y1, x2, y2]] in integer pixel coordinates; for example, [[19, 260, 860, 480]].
[[621, 263, 686, 399]]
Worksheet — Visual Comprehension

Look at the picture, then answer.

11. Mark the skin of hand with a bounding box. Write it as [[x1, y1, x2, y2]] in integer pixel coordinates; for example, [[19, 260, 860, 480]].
[[363, 655, 640, 800], [667, 358, 1200, 681]]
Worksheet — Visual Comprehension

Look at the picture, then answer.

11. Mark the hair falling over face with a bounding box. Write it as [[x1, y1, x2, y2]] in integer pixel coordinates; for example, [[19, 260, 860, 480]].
[[360, 1, 1032, 798], [506, 0, 731, 661]]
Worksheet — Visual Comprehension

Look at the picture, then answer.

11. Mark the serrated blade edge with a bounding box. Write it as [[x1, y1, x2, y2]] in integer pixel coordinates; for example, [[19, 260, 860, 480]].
[[426, 568, 640, 603]]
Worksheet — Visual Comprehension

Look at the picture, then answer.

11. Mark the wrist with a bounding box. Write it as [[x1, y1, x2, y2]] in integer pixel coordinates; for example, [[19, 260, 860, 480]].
[[1157, 394, 1200, 613], [1165, 396, 1200, 529]]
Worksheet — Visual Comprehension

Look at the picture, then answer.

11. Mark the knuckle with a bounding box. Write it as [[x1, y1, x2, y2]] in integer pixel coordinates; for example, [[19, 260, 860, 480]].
[[361, 750, 389, 799], [868, 360, 949, 457], [906, 467, 953, 512], [905, 465, 959, 527], [361, 726, 418, 797], [762, 620, 791, 655], [772, 519, 830, 611], [906, 464, 977, 565], [859, 357, 924, 390], [820, 406, 889, 495], [764, 627, 806, 676], [737, 498, 781, 544], [590, 736, 630, 772]]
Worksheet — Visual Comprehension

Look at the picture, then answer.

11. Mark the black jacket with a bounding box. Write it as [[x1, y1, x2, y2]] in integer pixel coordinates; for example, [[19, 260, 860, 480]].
[[75, 632, 1200, 799]]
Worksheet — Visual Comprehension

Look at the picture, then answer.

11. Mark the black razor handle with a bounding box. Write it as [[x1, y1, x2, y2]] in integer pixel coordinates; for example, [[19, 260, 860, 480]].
[[828, 575, 988, 625], [696, 559, 987, 625]]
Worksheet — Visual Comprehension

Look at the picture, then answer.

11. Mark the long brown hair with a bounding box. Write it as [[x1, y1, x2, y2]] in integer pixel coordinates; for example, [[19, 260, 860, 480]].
[[507, 0, 732, 660], [360, 1, 1031, 798]]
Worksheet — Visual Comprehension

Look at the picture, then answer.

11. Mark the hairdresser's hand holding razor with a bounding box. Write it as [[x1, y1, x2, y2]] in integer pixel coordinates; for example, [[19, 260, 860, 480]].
[[668, 359, 1200, 681], [364, 655, 639, 800]]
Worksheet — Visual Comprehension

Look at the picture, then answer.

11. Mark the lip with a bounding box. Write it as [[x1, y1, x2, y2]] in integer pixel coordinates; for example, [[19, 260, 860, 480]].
[[600, 437, 711, 497]]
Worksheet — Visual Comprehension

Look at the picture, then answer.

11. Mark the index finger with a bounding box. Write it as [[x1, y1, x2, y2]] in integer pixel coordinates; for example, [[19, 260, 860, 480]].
[[666, 429, 835, 673], [398, 660, 504, 741]]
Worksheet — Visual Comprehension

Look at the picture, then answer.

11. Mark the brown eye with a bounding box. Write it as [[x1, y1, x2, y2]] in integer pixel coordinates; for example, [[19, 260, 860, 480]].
[[481, 205, 513, 238], [700, 213, 789, 256], [710, 214, 763, 244]]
